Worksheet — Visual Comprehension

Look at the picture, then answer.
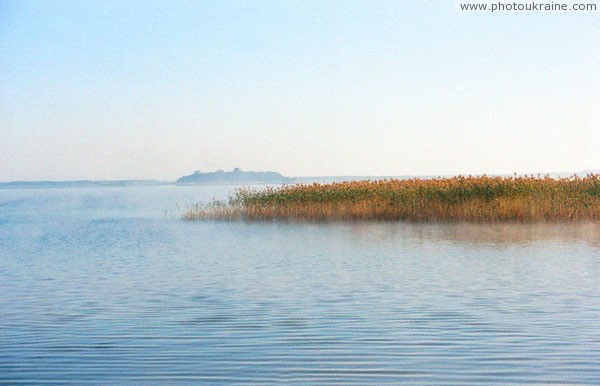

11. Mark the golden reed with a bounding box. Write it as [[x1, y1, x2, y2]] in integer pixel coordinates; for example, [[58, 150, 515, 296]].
[[184, 175, 600, 222]]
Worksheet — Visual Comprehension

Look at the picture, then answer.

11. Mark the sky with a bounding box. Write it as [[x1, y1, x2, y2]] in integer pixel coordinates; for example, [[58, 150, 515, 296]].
[[1, 1, 599, 181]]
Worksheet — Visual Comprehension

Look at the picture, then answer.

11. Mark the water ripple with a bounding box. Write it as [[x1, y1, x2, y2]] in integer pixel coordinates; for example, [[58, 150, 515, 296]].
[[1, 187, 599, 384]]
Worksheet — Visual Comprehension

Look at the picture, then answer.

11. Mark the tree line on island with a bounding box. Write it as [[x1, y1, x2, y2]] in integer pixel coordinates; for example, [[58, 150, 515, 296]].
[[176, 168, 291, 184]]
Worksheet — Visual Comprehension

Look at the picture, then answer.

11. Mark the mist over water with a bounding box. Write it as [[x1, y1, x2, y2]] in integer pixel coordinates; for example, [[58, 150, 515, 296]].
[[1, 186, 599, 384]]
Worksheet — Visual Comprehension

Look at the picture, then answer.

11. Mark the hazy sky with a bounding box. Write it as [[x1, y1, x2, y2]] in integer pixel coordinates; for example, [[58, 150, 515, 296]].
[[1, 1, 599, 181]]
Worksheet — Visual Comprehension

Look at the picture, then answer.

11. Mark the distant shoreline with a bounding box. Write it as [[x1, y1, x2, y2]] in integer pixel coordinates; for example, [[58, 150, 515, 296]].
[[2, 168, 599, 189], [0, 180, 167, 189]]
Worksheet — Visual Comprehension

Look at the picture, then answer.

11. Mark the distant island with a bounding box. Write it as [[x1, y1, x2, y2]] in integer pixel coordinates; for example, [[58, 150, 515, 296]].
[[176, 168, 291, 185], [0, 169, 290, 188]]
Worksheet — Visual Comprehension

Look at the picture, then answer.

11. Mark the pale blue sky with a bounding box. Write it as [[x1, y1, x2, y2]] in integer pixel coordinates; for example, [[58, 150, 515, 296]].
[[1, 1, 599, 181]]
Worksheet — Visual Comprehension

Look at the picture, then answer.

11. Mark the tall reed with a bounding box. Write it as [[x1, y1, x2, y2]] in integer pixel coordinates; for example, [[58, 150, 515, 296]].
[[184, 175, 600, 222]]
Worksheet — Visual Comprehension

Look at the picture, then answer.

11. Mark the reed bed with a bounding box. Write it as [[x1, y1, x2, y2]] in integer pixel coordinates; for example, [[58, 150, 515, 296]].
[[184, 175, 600, 222]]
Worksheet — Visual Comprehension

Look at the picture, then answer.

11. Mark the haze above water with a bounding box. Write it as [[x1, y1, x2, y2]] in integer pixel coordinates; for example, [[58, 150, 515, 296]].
[[1, 186, 599, 384]]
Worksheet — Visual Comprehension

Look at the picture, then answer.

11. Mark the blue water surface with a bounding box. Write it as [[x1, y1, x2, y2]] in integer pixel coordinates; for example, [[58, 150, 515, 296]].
[[1, 186, 599, 384]]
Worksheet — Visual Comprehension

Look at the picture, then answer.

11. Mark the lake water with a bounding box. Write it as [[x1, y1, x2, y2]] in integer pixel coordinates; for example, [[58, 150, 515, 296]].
[[1, 186, 599, 384]]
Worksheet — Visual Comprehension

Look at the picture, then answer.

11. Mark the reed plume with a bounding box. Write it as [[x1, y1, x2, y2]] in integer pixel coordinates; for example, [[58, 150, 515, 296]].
[[184, 175, 600, 222]]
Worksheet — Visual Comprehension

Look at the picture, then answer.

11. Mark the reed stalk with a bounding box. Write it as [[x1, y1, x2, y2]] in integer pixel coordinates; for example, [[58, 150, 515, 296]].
[[184, 175, 600, 222]]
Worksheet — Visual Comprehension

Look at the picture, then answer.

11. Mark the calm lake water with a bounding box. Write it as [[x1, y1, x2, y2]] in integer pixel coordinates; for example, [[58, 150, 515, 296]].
[[1, 186, 599, 384]]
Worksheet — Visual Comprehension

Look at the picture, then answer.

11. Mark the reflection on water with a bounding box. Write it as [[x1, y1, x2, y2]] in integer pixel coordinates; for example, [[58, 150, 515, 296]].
[[344, 221, 600, 247], [0, 187, 599, 384]]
